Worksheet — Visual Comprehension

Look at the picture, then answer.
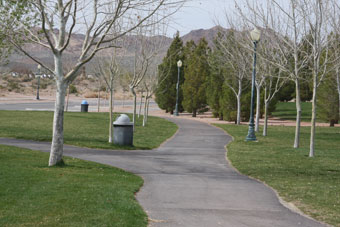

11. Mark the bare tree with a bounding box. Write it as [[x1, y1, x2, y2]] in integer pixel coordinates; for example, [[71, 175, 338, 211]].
[[299, 0, 333, 157], [262, 67, 287, 136], [128, 13, 169, 129], [95, 54, 120, 143], [5, 0, 184, 166], [236, 0, 310, 148], [213, 28, 251, 125]]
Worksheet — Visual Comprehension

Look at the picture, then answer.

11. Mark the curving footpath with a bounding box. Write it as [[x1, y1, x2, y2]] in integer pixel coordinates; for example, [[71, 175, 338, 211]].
[[0, 118, 325, 227]]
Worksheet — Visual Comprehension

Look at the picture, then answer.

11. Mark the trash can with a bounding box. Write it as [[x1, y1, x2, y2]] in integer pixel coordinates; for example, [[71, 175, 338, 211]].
[[113, 114, 133, 146], [81, 100, 89, 112]]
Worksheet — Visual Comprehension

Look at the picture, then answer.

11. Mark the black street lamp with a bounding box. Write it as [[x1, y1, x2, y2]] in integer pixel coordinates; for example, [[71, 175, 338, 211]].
[[36, 64, 42, 100], [246, 28, 261, 141], [174, 60, 182, 116]]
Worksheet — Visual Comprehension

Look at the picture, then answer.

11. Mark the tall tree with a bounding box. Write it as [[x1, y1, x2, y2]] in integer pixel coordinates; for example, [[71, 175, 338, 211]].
[[4, 0, 184, 166], [95, 54, 120, 143], [213, 29, 251, 124], [299, 0, 333, 157], [236, 0, 310, 148], [182, 38, 210, 117], [206, 41, 225, 119], [155, 32, 184, 114]]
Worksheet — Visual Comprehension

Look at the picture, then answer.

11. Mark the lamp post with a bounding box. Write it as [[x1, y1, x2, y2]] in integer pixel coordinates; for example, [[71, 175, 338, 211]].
[[246, 28, 261, 141], [174, 60, 182, 116], [36, 64, 42, 100]]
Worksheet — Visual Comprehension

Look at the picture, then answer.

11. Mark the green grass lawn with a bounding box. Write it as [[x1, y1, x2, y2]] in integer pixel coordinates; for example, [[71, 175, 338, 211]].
[[215, 124, 340, 226], [0, 110, 177, 150], [272, 102, 313, 122], [0, 144, 147, 226]]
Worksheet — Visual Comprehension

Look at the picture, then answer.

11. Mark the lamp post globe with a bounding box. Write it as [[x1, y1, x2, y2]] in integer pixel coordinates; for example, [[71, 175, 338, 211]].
[[174, 60, 182, 116], [36, 64, 42, 100], [246, 28, 261, 141]]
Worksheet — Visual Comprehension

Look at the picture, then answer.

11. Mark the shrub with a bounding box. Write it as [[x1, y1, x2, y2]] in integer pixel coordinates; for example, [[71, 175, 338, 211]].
[[69, 84, 78, 94]]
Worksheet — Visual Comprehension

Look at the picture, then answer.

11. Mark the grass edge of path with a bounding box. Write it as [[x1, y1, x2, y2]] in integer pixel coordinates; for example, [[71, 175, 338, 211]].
[[0, 144, 148, 226], [213, 123, 339, 226]]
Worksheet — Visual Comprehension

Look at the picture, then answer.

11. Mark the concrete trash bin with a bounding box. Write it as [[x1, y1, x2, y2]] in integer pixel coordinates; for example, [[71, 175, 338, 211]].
[[81, 100, 89, 112], [113, 114, 133, 146]]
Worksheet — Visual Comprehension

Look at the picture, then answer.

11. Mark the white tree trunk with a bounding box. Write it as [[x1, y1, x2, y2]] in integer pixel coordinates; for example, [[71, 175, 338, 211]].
[[294, 79, 302, 148], [309, 72, 318, 158], [49, 80, 67, 166], [255, 85, 261, 132], [138, 91, 143, 118], [142, 96, 148, 127], [236, 81, 242, 125], [131, 87, 137, 130], [109, 88, 114, 143], [263, 100, 269, 137], [146, 99, 150, 124]]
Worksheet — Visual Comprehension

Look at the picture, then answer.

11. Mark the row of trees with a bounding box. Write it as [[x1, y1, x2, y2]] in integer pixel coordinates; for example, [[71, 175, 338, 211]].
[[0, 0, 185, 166], [156, 0, 340, 158], [155, 33, 278, 129]]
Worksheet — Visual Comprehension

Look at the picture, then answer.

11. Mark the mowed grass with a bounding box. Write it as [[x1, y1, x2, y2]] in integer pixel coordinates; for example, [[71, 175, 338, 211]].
[[0, 110, 177, 150], [0, 144, 147, 226], [215, 124, 340, 226], [272, 102, 313, 122]]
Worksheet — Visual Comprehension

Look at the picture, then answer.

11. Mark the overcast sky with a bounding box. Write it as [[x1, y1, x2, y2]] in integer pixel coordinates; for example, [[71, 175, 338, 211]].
[[168, 0, 236, 37]]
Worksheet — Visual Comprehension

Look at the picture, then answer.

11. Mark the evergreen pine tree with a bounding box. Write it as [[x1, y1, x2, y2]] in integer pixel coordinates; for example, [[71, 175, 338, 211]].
[[182, 38, 210, 117], [155, 32, 184, 114], [206, 37, 226, 119]]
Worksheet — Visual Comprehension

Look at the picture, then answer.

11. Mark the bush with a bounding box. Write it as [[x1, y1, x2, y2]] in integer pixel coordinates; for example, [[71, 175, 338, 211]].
[[69, 84, 78, 94], [8, 80, 20, 92]]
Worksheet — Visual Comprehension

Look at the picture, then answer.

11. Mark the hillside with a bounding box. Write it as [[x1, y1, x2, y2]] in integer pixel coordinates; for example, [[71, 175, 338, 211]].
[[4, 26, 226, 74]]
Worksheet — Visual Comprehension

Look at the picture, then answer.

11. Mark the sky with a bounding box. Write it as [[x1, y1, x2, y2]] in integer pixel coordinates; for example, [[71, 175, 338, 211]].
[[168, 0, 236, 37]]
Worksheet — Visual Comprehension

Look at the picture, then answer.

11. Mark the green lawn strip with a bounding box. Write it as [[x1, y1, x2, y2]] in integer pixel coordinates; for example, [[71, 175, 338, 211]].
[[272, 102, 313, 122], [0, 110, 177, 150], [0, 144, 147, 227], [215, 124, 340, 226]]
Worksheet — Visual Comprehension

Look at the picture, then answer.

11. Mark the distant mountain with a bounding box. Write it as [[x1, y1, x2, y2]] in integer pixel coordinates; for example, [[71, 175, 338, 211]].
[[181, 26, 227, 46], [5, 26, 227, 73]]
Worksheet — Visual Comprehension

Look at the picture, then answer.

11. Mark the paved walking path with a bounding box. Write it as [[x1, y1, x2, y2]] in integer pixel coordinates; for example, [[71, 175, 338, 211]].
[[0, 118, 324, 227]]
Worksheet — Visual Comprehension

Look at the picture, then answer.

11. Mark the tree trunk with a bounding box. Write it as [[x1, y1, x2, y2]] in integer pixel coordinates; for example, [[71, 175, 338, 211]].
[[109, 88, 113, 143], [142, 96, 148, 127], [192, 110, 197, 117], [138, 91, 143, 118], [146, 98, 150, 124], [131, 87, 137, 130], [236, 81, 242, 125], [49, 80, 67, 166], [294, 79, 302, 148], [330, 120, 335, 127], [255, 85, 261, 132], [263, 100, 269, 137], [309, 73, 318, 158]]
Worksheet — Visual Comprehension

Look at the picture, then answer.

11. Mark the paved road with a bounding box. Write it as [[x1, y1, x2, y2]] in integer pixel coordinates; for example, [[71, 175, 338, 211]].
[[0, 99, 159, 112], [0, 118, 324, 227]]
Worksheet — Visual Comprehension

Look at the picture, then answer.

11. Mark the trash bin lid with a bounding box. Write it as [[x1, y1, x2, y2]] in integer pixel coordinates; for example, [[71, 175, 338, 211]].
[[81, 100, 88, 105], [114, 114, 133, 125]]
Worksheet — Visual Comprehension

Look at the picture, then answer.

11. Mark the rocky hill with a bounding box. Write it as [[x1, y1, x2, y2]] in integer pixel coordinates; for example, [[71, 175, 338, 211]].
[[5, 26, 226, 73]]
